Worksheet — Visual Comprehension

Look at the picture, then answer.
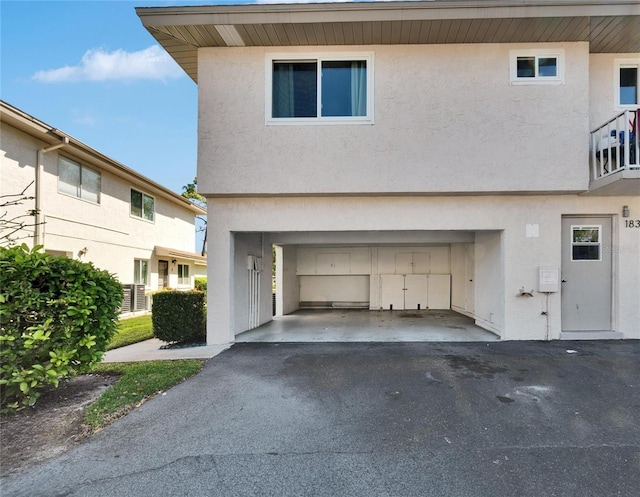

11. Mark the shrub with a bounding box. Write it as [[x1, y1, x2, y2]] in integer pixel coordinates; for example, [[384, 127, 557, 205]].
[[0, 244, 123, 410], [194, 277, 207, 293], [152, 291, 205, 344]]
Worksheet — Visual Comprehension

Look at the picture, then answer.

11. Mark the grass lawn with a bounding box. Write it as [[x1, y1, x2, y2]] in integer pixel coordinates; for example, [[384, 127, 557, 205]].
[[107, 315, 154, 350], [85, 360, 204, 429]]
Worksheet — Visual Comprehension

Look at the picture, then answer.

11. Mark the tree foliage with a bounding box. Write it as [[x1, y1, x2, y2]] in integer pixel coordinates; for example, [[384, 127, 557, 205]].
[[182, 177, 207, 256], [0, 245, 123, 410]]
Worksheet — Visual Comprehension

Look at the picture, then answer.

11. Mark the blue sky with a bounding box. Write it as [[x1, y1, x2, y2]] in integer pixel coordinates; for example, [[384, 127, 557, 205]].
[[1, 0, 372, 251], [1, 0, 257, 196]]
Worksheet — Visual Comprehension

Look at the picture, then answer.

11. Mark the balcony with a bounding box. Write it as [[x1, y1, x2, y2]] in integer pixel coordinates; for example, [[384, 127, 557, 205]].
[[588, 109, 640, 196]]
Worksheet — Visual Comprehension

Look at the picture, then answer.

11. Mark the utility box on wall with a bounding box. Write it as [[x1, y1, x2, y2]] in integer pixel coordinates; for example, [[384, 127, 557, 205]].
[[538, 266, 560, 293]]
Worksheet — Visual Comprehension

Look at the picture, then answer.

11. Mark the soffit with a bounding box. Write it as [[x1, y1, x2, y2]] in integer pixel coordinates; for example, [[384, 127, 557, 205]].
[[155, 246, 207, 264], [137, 2, 640, 83]]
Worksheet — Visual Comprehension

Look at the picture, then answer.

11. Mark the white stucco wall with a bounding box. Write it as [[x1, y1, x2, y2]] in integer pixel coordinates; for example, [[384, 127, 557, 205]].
[[1, 123, 200, 288], [275, 245, 300, 316], [198, 42, 590, 196], [206, 194, 640, 343], [0, 122, 38, 242], [590, 52, 640, 130]]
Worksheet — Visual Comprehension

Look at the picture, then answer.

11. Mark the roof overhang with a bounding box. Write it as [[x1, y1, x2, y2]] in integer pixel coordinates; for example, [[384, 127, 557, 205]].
[[155, 245, 207, 265], [137, 0, 640, 83], [0, 100, 206, 216]]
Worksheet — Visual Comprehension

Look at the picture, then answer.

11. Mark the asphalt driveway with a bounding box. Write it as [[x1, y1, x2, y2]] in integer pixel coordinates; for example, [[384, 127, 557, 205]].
[[3, 341, 639, 497]]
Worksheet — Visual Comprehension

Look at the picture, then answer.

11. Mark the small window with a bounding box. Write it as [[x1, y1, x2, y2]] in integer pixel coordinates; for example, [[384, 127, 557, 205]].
[[615, 59, 639, 109], [130, 189, 154, 222], [178, 264, 190, 286], [58, 157, 101, 203], [134, 259, 149, 285], [571, 225, 601, 261], [510, 50, 563, 85], [267, 53, 373, 124]]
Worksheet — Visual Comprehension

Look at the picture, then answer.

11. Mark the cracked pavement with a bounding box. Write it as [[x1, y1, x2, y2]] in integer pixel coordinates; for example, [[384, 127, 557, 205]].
[[2, 341, 639, 496]]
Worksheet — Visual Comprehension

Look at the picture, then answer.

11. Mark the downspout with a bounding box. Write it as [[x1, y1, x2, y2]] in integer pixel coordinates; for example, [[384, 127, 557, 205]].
[[35, 137, 69, 246]]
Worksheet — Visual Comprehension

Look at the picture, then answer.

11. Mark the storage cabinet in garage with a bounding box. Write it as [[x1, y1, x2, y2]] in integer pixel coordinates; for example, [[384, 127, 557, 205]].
[[379, 274, 450, 310]]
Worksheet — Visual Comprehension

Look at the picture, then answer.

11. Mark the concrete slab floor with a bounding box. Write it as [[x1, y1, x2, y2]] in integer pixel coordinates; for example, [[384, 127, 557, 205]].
[[236, 309, 499, 342]]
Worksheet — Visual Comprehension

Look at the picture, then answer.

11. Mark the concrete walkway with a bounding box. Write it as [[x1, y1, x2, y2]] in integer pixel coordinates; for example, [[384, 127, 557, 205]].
[[102, 338, 229, 363]]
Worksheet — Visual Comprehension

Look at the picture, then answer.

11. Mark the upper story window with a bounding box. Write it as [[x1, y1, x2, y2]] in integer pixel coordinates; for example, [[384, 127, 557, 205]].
[[615, 58, 639, 110], [510, 50, 564, 85], [266, 53, 373, 124], [58, 157, 100, 203], [130, 189, 154, 222]]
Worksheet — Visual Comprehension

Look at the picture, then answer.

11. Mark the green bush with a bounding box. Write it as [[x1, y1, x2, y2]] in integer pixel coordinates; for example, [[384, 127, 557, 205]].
[[194, 277, 207, 293], [0, 245, 123, 410], [152, 291, 205, 344]]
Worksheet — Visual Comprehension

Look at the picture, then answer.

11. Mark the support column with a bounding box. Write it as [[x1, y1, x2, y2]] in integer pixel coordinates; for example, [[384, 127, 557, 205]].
[[206, 228, 235, 345]]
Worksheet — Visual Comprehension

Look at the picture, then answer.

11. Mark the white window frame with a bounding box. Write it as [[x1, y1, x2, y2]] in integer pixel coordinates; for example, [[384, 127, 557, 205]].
[[177, 263, 190, 286], [570, 225, 602, 262], [614, 58, 639, 110], [134, 259, 150, 286], [130, 188, 155, 223], [57, 156, 101, 204], [265, 52, 374, 125], [509, 49, 564, 85]]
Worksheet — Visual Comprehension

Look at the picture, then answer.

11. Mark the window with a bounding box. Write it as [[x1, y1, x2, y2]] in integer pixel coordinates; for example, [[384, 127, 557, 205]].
[[615, 59, 639, 109], [58, 157, 100, 203], [134, 259, 149, 285], [510, 50, 563, 85], [130, 189, 154, 222], [178, 264, 190, 286], [267, 53, 373, 124], [571, 226, 601, 261]]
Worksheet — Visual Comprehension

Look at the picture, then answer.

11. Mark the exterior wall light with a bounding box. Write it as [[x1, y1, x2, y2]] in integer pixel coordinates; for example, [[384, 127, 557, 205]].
[[622, 205, 630, 218]]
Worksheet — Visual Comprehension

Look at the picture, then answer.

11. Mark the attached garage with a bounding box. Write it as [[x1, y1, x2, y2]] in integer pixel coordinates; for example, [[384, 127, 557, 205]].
[[263, 229, 501, 341]]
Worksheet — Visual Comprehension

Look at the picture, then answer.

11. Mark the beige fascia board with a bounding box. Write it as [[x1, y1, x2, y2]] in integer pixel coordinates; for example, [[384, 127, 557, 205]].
[[0, 100, 205, 216], [136, 1, 640, 27]]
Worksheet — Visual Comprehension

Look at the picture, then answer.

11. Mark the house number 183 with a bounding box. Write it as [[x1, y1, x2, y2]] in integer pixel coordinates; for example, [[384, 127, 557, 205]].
[[624, 220, 640, 228]]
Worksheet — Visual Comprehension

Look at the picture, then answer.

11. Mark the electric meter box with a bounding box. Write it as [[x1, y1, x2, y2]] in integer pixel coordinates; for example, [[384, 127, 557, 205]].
[[538, 266, 559, 293]]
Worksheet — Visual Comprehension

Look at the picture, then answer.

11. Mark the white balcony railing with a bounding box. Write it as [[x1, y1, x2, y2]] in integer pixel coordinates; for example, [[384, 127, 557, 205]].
[[590, 109, 639, 181]]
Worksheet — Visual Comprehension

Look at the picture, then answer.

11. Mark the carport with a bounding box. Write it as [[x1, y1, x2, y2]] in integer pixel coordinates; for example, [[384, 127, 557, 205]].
[[236, 309, 499, 342], [209, 228, 505, 345]]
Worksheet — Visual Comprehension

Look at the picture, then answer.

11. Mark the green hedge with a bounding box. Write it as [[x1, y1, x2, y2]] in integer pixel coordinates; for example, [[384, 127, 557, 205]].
[[194, 277, 207, 293], [0, 245, 123, 409], [152, 291, 205, 344]]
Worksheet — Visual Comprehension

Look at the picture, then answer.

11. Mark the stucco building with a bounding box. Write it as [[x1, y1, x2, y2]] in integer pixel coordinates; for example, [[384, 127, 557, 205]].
[[1, 101, 206, 312], [137, 0, 639, 343]]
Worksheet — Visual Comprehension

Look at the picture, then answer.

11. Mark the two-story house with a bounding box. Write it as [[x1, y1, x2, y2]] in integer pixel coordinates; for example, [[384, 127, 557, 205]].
[[0, 101, 207, 313], [137, 0, 639, 343]]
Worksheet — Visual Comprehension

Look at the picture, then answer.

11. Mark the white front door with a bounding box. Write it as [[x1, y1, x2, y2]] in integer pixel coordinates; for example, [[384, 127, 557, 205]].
[[561, 217, 612, 331]]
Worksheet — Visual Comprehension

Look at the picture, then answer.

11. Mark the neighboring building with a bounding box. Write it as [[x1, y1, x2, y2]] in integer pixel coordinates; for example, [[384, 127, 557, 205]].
[[137, 0, 639, 343], [0, 101, 206, 313]]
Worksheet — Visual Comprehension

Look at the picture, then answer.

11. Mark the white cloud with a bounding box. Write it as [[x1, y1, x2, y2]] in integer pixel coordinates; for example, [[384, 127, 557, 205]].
[[71, 110, 98, 127], [32, 46, 183, 83]]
